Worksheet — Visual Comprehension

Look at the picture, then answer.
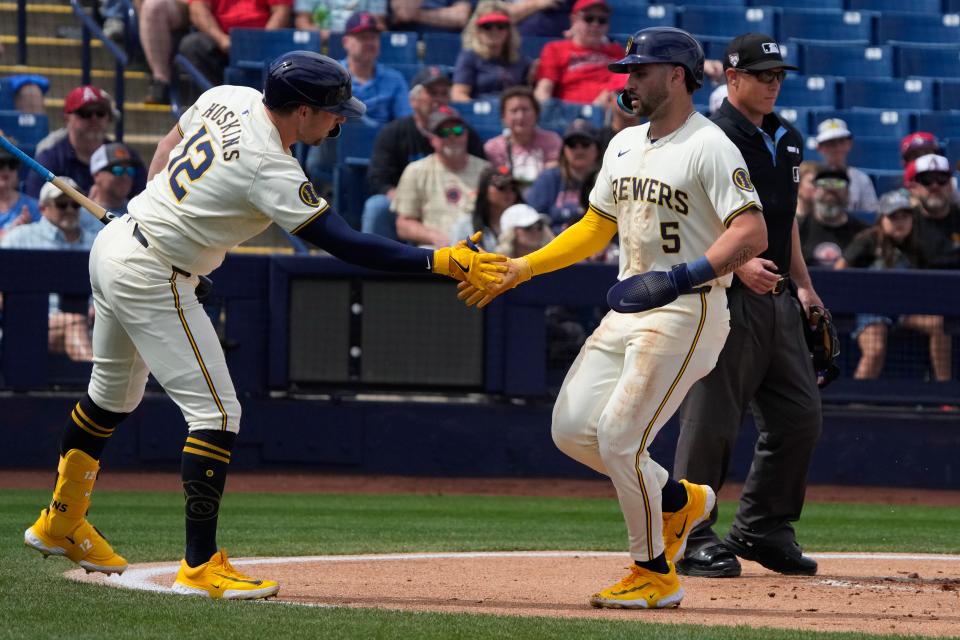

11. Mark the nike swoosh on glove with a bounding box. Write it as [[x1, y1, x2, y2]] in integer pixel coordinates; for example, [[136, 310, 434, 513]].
[[433, 244, 508, 291], [607, 264, 694, 313]]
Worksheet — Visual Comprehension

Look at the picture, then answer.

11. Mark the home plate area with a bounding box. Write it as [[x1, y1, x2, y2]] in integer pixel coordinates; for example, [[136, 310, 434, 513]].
[[68, 551, 960, 636]]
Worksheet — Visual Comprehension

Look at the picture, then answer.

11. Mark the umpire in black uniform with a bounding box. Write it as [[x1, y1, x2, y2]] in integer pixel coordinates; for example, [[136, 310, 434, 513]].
[[673, 33, 824, 577]]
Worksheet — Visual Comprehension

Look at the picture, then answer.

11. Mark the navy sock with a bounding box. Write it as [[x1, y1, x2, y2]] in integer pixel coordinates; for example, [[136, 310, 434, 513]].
[[661, 478, 689, 513], [59, 394, 129, 460], [181, 430, 236, 568], [635, 553, 670, 574]]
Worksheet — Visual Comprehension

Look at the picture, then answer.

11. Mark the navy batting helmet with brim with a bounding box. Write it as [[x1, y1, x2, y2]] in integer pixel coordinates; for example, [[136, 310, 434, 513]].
[[263, 51, 366, 117], [608, 27, 705, 89]]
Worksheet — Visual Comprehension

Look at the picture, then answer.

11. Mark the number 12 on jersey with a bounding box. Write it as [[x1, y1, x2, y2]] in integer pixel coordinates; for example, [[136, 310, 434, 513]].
[[168, 125, 215, 202]]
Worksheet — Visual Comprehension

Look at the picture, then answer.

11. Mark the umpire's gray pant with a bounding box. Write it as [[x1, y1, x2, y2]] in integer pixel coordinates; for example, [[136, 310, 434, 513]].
[[674, 284, 822, 547]]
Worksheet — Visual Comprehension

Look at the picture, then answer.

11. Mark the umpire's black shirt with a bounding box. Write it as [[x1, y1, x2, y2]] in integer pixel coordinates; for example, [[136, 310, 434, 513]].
[[711, 98, 803, 276]]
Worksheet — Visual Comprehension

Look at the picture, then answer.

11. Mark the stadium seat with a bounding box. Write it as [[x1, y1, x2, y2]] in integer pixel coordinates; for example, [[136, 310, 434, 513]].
[[896, 44, 960, 79], [775, 106, 814, 134], [947, 0, 960, 12], [845, 136, 905, 171], [422, 32, 461, 65], [778, 75, 840, 108], [848, 0, 942, 13], [802, 43, 893, 78], [939, 80, 960, 111], [944, 138, 960, 164], [779, 9, 876, 43], [751, 0, 842, 8], [878, 13, 960, 45], [0, 110, 48, 150], [913, 112, 960, 140], [696, 35, 732, 60], [812, 108, 913, 140], [379, 32, 419, 65], [451, 98, 501, 131], [0, 78, 13, 110], [230, 29, 321, 69], [867, 169, 905, 195], [336, 122, 379, 162], [223, 65, 263, 89], [842, 78, 935, 111], [520, 36, 553, 61], [539, 100, 605, 137], [609, 4, 677, 34], [678, 6, 776, 39]]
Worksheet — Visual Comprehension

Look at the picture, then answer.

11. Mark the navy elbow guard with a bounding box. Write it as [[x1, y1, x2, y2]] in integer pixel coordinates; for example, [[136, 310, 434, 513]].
[[607, 257, 714, 314]]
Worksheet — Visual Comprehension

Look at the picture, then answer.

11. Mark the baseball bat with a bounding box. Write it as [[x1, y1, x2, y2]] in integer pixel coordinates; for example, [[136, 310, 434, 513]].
[[0, 134, 118, 224]]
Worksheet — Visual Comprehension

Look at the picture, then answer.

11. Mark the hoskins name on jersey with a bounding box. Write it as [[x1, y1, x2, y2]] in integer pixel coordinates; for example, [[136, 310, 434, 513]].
[[611, 176, 690, 216], [201, 102, 242, 161]]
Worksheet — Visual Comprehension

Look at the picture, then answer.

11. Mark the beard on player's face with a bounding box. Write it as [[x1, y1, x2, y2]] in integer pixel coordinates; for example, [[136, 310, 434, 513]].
[[626, 65, 671, 119]]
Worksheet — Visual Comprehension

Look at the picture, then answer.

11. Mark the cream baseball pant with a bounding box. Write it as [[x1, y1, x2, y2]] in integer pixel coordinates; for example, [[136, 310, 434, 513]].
[[85, 216, 240, 432], [552, 286, 730, 562]]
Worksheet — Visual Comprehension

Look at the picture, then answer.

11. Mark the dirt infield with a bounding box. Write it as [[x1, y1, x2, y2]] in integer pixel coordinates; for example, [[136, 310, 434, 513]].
[[70, 552, 960, 636]]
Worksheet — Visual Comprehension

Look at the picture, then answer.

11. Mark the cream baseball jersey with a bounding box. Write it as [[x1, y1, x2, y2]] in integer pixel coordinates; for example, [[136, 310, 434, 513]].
[[127, 85, 327, 275], [589, 111, 760, 287]]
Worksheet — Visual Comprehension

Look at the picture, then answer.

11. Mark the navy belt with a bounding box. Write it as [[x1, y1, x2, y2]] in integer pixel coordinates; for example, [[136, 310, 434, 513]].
[[132, 223, 192, 277]]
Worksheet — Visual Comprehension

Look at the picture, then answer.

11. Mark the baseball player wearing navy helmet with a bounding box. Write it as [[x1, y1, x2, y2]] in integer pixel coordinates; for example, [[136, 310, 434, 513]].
[[457, 27, 768, 609], [23, 51, 506, 599]]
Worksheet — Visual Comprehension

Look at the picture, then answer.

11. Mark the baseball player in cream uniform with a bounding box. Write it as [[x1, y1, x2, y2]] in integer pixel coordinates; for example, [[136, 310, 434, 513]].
[[458, 27, 768, 609], [23, 52, 505, 600]]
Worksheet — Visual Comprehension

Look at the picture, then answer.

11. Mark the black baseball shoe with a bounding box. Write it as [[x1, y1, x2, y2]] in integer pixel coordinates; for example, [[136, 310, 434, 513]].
[[677, 542, 742, 578], [724, 532, 818, 576]]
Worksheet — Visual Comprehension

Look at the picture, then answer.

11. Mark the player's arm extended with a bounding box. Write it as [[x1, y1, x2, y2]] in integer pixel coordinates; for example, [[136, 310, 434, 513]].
[[458, 206, 617, 307], [608, 207, 768, 313], [148, 124, 183, 180], [293, 207, 506, 289]]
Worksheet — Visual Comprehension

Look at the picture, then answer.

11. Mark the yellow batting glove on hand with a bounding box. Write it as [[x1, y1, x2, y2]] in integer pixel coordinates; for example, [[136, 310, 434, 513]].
[[456, 257, 532, 308], [433, 237, 508, 291]]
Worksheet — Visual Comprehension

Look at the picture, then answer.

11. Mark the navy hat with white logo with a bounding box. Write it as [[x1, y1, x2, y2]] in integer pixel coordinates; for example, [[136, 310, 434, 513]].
[[723, 32, 798, 71]]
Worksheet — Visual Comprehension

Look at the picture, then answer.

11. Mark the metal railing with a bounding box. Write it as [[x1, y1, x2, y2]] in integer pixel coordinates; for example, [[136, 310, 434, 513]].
[[69, 0, 129, 141]]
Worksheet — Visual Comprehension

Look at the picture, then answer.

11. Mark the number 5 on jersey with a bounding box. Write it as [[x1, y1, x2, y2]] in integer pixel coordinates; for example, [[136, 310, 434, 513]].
[[168, 125, 215, 202]]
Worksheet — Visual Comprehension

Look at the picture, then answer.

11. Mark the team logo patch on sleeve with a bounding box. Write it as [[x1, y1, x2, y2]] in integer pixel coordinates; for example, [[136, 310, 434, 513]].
[[732, 168, 755, 192], [299, 181, 322, 207]]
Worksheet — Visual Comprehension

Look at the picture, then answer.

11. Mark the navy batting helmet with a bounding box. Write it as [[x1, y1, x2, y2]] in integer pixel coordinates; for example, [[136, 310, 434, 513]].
[[608, 27, 704, 89], [263, 51, 366, 118]]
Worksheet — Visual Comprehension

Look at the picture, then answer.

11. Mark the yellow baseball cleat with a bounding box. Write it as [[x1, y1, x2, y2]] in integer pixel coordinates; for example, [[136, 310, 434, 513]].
[[24, 508, 128, 574], [663, 479, 716, 564], [172, 549, 279, 600], [589, 562, 684, 609]]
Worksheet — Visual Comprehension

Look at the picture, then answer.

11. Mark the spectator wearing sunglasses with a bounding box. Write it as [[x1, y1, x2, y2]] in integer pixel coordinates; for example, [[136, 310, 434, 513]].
[[905, 154, 960, 269], [813, 118, 878, 214], [393, 106, 490, 247], [1, 178, 97, 362], [798, 168, 867, 268], [533, 0, 622, 105], [836, 189, 949, 381], [451, 1, 531, 102], [25, 86, 147, 199], [80, 143, 136, 235], [0, 145, 40, 239]]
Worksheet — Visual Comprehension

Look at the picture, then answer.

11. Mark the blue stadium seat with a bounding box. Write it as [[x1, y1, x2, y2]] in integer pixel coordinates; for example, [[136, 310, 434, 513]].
[[842, 78, 935, 111], [777, 75, 840, 108], [845, 136, 905, 171], [802, 43, 893, 78], [696, 35, 732, 60], [451, 98, 501, 130], [0, 111, 48, 149], [539, 100, 605, 137], [333, 123, 379, 229], [336, 122, 379, 162], [0, 78, 14, 110], [939, 80, 960, 110], [609, 4, 677, 33], [422, 32, 461, 65], [878, 12, 960, 45], [947, 0, 960, 12], [914, 112, 960, 140], [520, 36, 554, 60], [326, 36, 345, 60], [750, 0, 842, 8], [867, 169, 905, 196], [944, 138, 960, 164], [379, 32, 419, 65], [775, 106, 814, 134], [848, 0, 942, 12], [812, 108, 913, 140], [896, 44, 960, 79], [679, 6, 776, 39], [230, 29, 321, 69], [779, 9, 876, 43], [223, 65, 263, 89]]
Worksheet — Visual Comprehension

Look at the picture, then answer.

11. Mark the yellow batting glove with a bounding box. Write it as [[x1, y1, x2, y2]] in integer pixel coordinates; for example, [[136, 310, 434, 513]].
[[433, 241, 508, 291], [456, 257, 532, 308]]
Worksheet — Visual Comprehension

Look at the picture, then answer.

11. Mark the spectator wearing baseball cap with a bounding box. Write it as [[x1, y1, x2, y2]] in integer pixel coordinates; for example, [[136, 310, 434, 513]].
[[80, 142, 136, 235], [391, 0, 472, 32], [798, 166, 867, 268], [392, 105, 491, 247], [837, 189, 951, 382], [905, 154, 960, 269], [534, 0, 622, 105], [360, 65, 485, 241], [24, 85, 147, 200], [900, 131, 943, 165], [293, 0, 387, 43], [495, 202, 552, 256], [526, 118, 601, 233], [0, 143, 40, 238], [451, 1, 530, 102], [813, 117, 878, 213]]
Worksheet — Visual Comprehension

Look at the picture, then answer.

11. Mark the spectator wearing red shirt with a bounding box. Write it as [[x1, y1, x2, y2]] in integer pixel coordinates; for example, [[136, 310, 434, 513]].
[[178, 0, 293, 87], [533, 0, 621, 105]]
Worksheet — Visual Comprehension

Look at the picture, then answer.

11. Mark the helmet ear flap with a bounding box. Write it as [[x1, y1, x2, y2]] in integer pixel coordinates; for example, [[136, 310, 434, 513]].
[[616, 91, 637, 116], [328, 122, 342, 139]]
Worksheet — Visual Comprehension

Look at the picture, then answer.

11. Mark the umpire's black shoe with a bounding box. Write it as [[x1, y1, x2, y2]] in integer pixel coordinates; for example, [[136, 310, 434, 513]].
[[724, 533, 818, 576], [677, 543, 742, 578]]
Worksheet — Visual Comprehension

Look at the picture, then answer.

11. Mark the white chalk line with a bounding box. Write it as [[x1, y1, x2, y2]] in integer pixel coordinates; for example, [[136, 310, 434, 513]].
[[66, 551, 960, 597]]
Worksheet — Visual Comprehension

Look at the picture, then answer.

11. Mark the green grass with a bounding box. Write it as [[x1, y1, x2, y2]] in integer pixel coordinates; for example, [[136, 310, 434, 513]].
[[0, 489, 956, 639]]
